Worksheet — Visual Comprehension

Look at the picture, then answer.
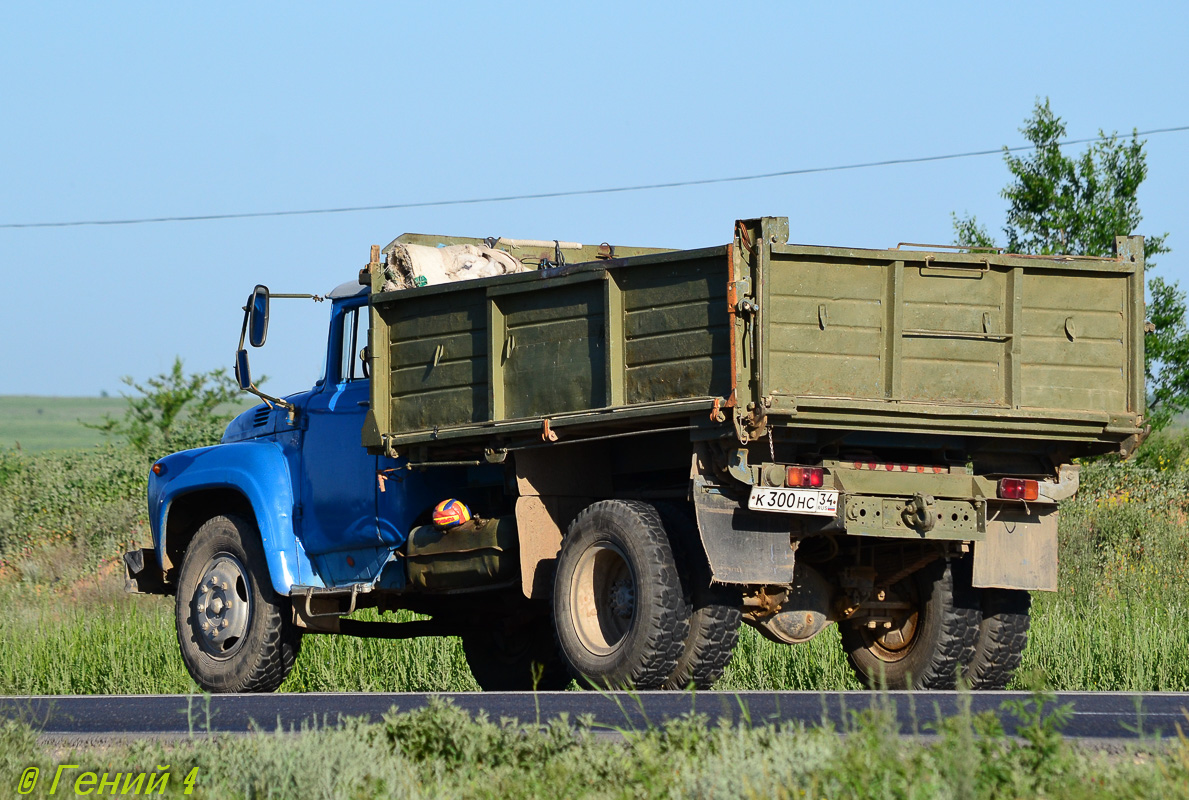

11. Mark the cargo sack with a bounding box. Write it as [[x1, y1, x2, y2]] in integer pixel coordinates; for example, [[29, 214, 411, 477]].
[[381, 243, 531, 292], [404, 516, 519, 591]]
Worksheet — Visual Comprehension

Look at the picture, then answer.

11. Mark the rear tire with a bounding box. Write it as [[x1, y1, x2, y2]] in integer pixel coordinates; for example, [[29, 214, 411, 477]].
[[175, 514, 301, 693], [462, 615, 571, 691], [655, 503, 742, 690], [553, 500, 690, 689], [966, 589, 1031, 690], [840, 558, 980, 690]]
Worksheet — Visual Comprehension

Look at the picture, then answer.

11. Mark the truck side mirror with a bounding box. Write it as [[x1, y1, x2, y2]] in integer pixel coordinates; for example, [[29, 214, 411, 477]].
[[235, 349, 253, 390], [248, 285, 270, 347]]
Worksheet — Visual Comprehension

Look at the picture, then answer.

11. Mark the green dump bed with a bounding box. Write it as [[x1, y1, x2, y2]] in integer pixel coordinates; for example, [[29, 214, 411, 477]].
[[363, 218, 1146, 456]]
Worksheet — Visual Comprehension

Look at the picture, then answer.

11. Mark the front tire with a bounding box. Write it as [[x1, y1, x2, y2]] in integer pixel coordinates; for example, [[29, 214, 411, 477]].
[[840, 558, 980, 690], [552, 500, 690, 689], [175, 514, 301, 693]]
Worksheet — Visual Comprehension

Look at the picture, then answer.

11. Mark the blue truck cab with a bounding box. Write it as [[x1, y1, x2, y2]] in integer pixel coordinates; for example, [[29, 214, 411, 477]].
[[124, 278, 533, 693]]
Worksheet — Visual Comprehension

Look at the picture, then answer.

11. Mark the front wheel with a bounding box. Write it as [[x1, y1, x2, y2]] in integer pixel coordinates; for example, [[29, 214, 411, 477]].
[[175, 514, 301, 693], [839, 558, 980, 690], [552, 500, 690, 689]]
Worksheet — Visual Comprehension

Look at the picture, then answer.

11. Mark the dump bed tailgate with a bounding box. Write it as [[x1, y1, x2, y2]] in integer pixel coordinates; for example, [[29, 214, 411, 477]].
[[751, 217, 1144, 443]]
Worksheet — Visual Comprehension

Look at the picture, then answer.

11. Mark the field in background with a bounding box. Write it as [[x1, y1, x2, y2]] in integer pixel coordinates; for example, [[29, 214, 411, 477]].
[[0, 395, 256, 452], [0, 396, 127, 451]]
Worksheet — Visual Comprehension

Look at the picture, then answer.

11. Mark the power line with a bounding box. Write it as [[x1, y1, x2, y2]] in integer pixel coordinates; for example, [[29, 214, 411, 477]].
[[4, 125, 1188, 230]]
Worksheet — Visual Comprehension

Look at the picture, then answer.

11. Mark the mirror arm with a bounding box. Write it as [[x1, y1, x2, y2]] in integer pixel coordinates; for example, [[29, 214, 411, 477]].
[[269, 293, 326, 301], [243, 383, 298, 423], [237, 304, 251, 351]]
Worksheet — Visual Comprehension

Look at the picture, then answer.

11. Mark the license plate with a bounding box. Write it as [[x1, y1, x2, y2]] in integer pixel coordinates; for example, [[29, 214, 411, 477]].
[[748, 487, 839, 516]]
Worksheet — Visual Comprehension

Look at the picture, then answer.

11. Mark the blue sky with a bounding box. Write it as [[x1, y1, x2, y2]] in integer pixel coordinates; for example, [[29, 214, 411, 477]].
[[2, 2, 1186, 396]]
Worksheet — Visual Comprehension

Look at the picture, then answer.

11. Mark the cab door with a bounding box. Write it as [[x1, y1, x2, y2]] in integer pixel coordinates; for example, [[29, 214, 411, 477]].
[[296, 301, 383, 582]]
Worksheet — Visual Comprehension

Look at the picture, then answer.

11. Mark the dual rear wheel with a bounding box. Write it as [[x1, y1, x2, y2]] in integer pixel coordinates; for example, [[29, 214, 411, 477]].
[[551, 500, 742, 690], [839, 557, 1030, 690]]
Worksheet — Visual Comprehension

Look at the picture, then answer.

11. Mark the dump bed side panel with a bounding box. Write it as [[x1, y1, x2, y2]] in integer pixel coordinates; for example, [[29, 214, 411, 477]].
[[365, 249, 733, 451], [622, 255, 731, 404], [380, 284, 489, 433]]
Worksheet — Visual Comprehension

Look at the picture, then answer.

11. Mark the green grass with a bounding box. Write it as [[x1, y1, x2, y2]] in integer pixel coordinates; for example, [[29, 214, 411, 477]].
[[0, 584, 485, 694], [2, 438, 1189, 695], [0, 396, 128, 452], [2, 696, 1188, 799]]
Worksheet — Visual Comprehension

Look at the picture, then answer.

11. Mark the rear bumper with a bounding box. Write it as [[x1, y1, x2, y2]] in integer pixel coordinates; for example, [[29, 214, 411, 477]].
[[123, 548, 169, 595]]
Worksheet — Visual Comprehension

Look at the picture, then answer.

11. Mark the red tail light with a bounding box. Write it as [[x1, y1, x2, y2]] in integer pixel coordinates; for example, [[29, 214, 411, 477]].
[[787, 466, 825, 488], [998, 478, 1038, 501]]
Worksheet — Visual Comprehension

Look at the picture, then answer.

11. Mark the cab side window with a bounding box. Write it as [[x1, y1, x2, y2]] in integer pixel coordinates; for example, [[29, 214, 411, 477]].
[[338, 307, 365, 383]]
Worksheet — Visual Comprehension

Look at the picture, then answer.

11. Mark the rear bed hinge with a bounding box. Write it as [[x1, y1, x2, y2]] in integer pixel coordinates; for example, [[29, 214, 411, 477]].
[[710, 397, 726, 423]]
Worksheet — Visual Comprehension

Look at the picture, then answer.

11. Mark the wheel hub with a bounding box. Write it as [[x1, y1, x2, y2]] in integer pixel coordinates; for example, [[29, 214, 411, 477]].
[[193, 554, 251, 657], [608, 579, 634, 618], [859, 581, 921, 662], [874, 611, 919, 653]]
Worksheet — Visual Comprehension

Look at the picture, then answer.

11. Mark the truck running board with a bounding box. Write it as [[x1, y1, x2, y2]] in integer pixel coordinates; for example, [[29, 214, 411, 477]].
[[291, 583, 374, 621]]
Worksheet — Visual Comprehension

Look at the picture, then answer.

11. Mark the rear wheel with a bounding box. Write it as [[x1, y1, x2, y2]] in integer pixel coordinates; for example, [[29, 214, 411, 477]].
[[840, 558, 980, 690], [462, 615, 571, 691], [966, 589, 1031, 689], [553, 500, 690, 689], [175, 514, 301, 693]]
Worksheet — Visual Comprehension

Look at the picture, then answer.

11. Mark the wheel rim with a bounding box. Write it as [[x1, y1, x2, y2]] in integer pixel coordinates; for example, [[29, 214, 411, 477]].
[[569, 542, 636, 657], [191, 553, 252, 658]]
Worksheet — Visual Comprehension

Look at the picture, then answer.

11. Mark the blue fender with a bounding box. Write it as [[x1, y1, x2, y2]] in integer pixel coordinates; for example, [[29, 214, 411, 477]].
[[147, 440, 321, 595]]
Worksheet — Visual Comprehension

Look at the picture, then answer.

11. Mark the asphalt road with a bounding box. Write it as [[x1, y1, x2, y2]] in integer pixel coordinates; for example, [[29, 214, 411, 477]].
[[2, 692, 1187, 739]]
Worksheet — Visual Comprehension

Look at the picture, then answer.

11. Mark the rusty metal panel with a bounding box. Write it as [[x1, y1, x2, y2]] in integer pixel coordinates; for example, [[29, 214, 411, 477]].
[[973, 506, 1058, 591]]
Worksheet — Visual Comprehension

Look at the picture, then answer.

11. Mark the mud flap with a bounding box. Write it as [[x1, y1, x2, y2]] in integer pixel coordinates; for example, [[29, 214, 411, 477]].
[[692, 487, 796, 585], [973, 505, 1058, 591], [124, 547, 169, 595]]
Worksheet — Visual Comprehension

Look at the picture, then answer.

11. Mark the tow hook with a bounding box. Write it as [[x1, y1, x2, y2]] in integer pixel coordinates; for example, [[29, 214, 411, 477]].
[[901, 493, 937, 533]]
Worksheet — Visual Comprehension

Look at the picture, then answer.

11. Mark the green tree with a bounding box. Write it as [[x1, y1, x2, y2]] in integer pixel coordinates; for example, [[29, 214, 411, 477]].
[[953, 98, 1183, 429], [88, 357, 244, 456]]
